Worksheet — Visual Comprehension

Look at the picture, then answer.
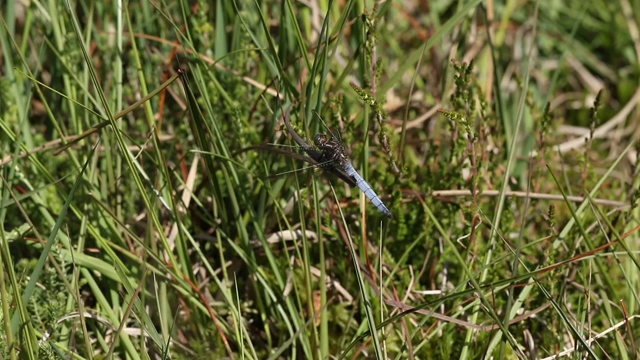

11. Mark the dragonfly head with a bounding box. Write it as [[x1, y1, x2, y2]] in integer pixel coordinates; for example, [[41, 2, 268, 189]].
[[314, 134, 330, 147]]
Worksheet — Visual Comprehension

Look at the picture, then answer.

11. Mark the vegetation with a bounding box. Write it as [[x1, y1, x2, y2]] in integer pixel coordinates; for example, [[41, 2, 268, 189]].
[[1, 0, 639, 358]]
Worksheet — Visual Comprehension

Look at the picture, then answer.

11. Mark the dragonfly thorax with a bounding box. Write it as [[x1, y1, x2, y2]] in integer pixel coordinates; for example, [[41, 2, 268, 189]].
[[314, 133, 347, 164]]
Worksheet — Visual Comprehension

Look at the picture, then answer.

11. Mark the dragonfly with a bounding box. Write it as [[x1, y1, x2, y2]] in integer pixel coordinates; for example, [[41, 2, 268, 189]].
[[282, 108, 392, 219], [233, 115, 356, 186]]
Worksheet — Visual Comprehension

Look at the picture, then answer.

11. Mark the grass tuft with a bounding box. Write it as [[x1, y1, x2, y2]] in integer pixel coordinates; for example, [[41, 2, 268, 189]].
[[2, 0, 640, 359]]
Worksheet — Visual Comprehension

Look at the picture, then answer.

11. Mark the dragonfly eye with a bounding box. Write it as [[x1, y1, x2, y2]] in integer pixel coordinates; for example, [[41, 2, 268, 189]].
[[314, 134, 329, 146]]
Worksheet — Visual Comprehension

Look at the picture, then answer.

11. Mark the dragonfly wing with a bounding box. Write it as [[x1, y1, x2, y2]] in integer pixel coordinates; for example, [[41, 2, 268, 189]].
[[342, 162, 392, 218], [239, 145, 356, 186], [235, 144, 318, 165], [326, 165, 357, 187]]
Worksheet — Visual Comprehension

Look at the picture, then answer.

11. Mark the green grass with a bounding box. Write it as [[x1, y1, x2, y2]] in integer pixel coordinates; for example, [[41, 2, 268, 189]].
[[2, 0, 640, 359]]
